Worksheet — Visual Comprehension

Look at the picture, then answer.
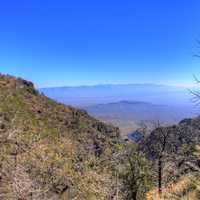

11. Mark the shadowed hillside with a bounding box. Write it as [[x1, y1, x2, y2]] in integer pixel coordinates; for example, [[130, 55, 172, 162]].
[[142, 117, 200, 200]]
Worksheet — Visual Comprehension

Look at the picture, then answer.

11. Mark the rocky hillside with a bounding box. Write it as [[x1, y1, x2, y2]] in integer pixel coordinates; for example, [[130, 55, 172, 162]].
[[0, 74, 121, 200], [142, 117, 200, 158], [142, 117, 200, 199]]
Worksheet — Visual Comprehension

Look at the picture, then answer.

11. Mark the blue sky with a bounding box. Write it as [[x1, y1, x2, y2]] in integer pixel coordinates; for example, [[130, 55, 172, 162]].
[[0, 0, 200, 87]]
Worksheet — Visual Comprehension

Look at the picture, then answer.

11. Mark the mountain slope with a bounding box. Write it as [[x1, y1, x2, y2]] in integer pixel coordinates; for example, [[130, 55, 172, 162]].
[[0, 74, 120, 200]]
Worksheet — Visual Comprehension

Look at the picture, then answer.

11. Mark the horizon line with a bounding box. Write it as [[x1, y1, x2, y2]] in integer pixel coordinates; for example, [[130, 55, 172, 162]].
[[38, 82, 197, 89]]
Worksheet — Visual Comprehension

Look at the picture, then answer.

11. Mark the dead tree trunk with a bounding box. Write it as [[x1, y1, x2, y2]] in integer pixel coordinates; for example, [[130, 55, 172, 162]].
[[158, 156, 162, 196]]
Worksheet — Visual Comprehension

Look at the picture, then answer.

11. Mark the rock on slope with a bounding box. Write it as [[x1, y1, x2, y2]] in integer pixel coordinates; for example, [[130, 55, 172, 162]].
[[0, 74, 120, 200]]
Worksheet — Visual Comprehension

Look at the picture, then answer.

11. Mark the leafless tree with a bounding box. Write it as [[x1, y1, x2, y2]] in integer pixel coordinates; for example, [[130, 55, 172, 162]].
[[144, 121, 174, 196], [189, 75, 200, 107]]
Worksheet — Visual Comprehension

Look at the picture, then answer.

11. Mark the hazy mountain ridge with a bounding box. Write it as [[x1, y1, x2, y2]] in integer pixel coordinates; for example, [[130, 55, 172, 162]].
[[40, 84, 197, 135], [84, 100, 195, 121], [40, 83, 194, 107], [84, 100, 196, 135]]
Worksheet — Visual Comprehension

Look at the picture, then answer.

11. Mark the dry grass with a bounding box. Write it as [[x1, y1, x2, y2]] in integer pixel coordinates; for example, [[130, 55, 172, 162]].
[[0, 74, 121, 200], [146, 175, 200, 200]]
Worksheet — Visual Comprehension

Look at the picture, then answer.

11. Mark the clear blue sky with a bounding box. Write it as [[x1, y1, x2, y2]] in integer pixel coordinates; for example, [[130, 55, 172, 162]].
[[0, 0, 200, 87]]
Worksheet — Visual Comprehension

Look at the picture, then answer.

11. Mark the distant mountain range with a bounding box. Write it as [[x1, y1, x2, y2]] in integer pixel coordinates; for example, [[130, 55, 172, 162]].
[[39, 83, 195, 107], [40, 84, 198, 135]]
